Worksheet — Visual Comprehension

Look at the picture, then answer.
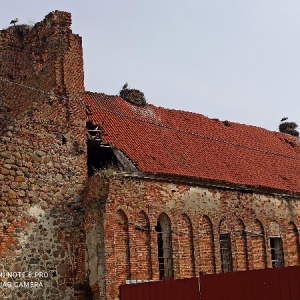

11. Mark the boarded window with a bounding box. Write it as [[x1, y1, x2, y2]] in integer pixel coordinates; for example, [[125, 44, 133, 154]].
[[220, 234, 233, 272], [270, 237, 284, 268]]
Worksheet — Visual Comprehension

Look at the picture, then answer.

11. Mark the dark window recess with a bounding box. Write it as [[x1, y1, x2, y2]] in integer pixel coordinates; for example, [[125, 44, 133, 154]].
[[220, 234, 233, 272], [270, 237, 284, 268], [87, 121, 122, 176], [156, 223, 164, 280], [155, 222, 173, 280], [86, 121, 94, 130], [0, 94, 4, 111], [87, 144, 120, 176]]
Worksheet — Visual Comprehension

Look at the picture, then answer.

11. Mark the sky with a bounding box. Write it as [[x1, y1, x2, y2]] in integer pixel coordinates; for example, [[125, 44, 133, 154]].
[[1, 0, 300, 131]]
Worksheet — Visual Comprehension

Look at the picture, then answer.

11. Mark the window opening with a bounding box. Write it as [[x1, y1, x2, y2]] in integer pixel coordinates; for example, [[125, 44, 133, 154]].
[[86, 121, 121, 176], [270, 237, 284, 268], [155, 221, 173, 280], [220, 233, 233, 272]]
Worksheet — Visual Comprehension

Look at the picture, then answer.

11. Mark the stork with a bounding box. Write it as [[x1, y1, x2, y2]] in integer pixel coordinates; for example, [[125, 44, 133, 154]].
[[10, 18, 19, 26]]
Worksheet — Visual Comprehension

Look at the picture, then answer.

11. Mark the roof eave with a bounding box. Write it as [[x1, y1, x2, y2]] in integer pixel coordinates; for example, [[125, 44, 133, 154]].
[[115, 171, 300, 199]]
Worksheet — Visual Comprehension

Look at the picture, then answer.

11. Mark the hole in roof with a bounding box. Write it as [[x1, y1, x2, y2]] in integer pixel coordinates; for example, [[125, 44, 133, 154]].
[[284, 139, 297, 148], [222, 120, 230, 127], [280, 175, 288, 181]]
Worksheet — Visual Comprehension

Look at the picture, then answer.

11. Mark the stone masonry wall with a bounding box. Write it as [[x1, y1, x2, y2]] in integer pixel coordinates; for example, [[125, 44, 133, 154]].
[[0, 12, 87, 299], [84, 173, 300, 300]]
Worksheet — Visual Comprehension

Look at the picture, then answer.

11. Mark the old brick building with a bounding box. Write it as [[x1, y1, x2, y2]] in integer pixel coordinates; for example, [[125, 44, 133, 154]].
[[1, 10, 300, 300]]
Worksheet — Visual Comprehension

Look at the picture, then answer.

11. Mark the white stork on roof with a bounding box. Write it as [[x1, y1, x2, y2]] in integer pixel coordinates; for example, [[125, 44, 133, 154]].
[[10, 18, 19, 26]]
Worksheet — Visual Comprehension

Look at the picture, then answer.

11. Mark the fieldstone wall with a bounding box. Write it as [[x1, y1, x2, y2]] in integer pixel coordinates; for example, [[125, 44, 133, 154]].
[[0, 11, 87, 299]]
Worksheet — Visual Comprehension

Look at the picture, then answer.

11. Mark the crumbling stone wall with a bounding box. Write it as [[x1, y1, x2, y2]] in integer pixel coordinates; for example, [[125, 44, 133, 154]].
[[0, 11, 87, 299], [84, 173, 300, 300]]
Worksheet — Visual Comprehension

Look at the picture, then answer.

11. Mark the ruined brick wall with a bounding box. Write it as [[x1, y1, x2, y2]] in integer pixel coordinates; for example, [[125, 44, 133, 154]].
[[0, 11, 87, 299], [84, 173, 300, 300]]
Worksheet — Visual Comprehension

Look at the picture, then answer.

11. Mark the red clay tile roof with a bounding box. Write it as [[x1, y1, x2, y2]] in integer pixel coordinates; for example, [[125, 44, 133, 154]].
[[84, 92, 300, 194]]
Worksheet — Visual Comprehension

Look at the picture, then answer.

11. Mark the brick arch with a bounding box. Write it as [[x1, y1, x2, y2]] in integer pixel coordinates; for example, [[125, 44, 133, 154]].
[[156, 212, 173, 279], [251, 219, 265, 234], [199, 215, 215, 273], [136, 210, 150, 228], [285, 221, 300, 266], [177, 214, 195, 277], [219, 218, 231, 234], [132, 210, 152, 279], [157, 212, 172, 228], [288, 221, 299, 233], [115, 209, 131, 283], [249, 219, 267, 269], [233, 219, 248, 271], [268, 220, 281, 237]]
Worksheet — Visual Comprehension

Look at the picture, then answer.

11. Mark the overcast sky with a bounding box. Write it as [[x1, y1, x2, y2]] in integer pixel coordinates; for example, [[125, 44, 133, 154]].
[[1, 0, 300, 131]]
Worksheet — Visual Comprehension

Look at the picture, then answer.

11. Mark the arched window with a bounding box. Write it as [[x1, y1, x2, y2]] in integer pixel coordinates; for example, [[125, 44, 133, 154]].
[[285, 222, 299, 266], [115, 210, 131, 280], [268, 221, 284, 268], [133, 211, 152, 279], [199, 215, 215, 274], [155, 213, 173, 280], [233, 219, 248, 271], [177, 214, 195, 277], [219, 219, 233, 272], [250, 219, 267, 269]]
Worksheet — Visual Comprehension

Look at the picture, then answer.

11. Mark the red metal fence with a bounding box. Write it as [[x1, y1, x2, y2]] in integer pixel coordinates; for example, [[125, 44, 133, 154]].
[[201, 266, 300, 300], [120, 277, 200, 300], [120, 266, 300, 300]]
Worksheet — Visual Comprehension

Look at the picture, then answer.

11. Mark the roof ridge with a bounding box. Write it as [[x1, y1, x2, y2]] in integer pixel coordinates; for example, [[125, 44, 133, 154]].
[[84, 91, 276, 133]]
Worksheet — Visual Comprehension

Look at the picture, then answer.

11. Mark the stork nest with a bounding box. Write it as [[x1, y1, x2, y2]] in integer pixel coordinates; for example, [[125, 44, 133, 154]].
[[279, 122, 299, 137], [8, 24, 32, 38], [119, 88, 147, 106]]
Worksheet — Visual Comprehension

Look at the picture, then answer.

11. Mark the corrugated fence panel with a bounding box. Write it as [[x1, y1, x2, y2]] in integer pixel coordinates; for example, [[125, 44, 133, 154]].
[[120, 282, 151, 300], [200, 266, 300, 300], [120, 278, 200, 300], [120, 266, 300, 300], [287, 266, 300, 298], [277, 266, 300, 299]]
